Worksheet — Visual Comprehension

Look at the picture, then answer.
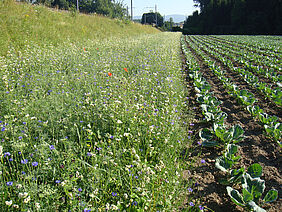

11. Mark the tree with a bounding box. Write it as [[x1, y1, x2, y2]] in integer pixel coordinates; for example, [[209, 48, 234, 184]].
[[162, 17, 174, 31], [183, 0, 282, 35], [141, 12, 163, 27], [33, 0, 127, 19]]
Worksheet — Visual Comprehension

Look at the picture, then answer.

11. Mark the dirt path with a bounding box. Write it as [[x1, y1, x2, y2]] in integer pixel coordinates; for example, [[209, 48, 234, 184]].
[[182, 36, 282, 212]]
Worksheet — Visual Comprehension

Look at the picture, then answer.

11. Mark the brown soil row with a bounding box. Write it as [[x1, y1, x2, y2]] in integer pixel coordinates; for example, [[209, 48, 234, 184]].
[[182, 37, 282, 212], [188, 36, 282, 122]]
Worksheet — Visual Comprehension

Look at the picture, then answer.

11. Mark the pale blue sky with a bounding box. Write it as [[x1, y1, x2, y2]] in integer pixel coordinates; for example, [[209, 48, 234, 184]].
[[122, 0, 197, 17]]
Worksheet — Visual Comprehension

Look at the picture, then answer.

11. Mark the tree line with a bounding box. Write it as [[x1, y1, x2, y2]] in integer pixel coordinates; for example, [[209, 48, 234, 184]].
[[28, 0, 127, 19], [183, 0, 282, 35]]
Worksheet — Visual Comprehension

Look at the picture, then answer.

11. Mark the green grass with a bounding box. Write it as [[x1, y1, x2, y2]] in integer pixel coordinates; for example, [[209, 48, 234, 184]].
[[0, 1, 205, 211], [0, 28, 202, 210], [0, 0, 159, 56]]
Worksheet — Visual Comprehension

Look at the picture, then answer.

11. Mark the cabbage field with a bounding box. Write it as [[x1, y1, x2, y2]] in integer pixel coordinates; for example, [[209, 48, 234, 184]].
[[181, 35, 281, 212], [0, 33, 281, 211]]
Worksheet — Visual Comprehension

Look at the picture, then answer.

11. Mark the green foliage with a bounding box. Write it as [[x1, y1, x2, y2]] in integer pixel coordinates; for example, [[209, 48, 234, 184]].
[[0, 0, 159, 56], [185, 0, 282, 34], [0, 27, 187, 210], [141, 12, 164, 27], [226, 172, 278, 211]]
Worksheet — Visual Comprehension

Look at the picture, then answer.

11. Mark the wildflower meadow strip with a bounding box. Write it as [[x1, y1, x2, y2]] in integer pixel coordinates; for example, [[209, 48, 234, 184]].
[[0, 32, 189, 210]]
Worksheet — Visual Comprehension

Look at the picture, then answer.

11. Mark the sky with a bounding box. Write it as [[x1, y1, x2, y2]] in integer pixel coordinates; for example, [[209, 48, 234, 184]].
[[122, 0, 198, 17]]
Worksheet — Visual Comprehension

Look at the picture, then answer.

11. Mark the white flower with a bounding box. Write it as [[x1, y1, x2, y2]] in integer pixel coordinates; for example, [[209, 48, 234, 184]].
[[5, 200, 12, 206], [19, 192, 28, 198], [117, 120, 122, 124], [24, 196, 31, 203], [111, 205, 118, 210], [12, 204, 19, 208], [35, 202, 40, 209], [16, 184, 22, 189]]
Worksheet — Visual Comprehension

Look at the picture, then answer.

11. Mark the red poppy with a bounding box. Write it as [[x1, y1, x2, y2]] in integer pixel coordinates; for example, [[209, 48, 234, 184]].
[[108, 72, 112, 76], [84, 48, 86, 51], [123, 68, 128, 72]]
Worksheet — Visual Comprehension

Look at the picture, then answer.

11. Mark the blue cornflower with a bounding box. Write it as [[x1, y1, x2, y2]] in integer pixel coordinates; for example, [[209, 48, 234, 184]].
[[111, 192, 117, 197], [78, 188, 82, 192], [1, 127, 5, 131], [55, 180, 61, 184], [49, 145, 55, 150], [199, 205, 204, 210], [84, 209, 91, 212], [189, 202, 194, 207], [18, 136, 23, 140], [22, 171, 26, 175], [23, 122, 26, 125], [201, 159, 206, 164], [21, 159, 28, 164], [9, 158, 13, 162], [4, 152, 11, 157], [32, 161, 38, 167], [6, 181, 13, 186], [188, 187, 193, 192], [132, 201, 138, 206]]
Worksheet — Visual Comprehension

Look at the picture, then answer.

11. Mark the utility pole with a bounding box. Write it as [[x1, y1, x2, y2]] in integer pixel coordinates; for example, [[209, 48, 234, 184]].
[[76, 0, 79, 12], [155, 4, 157, 26], [131, 0, 133, 20]]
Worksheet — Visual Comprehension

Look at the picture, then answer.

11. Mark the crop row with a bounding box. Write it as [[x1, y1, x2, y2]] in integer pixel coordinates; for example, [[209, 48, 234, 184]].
[[188, 36, 282, 107], [185, 36, 281, 146], [212, 35, 282, 55], [198, 35, 281, 67], [181, 36, 278, 212], [191, 36, 281, 83]]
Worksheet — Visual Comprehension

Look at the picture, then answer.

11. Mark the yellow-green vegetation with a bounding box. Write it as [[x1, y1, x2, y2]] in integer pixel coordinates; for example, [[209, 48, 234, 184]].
[[0, 0, 159, 56]]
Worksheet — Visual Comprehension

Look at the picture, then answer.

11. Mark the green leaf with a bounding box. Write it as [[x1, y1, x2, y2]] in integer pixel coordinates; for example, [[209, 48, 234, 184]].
[[242, 188, 253, 203], [202, 140, 219, 147], [263, 189, 278, 203], [229, 168, 244, 184], [226, 186, 245, 207], [247, 163, 263, 178], [199, 128, 213, 140], [199, 128, 218, 147], [226, 144, 238, 157], [231, 125, 245, 143], [215, 156, 233, 172], [213, 123, 230, 143], [242, 173, 265, 201], [247, 201, 266, 212]]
